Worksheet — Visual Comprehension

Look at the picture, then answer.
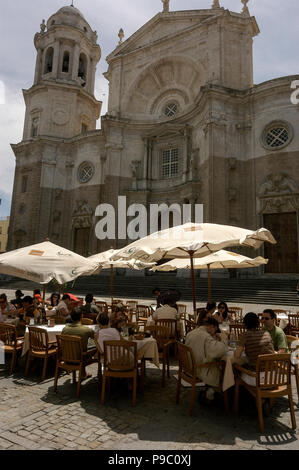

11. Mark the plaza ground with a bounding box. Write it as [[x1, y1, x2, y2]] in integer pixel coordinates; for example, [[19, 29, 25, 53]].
[[0, 289, 299, 451]]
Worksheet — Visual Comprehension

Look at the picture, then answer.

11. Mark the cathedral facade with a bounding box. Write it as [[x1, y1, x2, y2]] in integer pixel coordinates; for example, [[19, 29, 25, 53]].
[[7, 3, 299, 275]]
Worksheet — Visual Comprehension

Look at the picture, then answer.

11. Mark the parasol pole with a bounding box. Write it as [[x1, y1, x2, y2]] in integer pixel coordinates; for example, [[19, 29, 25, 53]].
[[42, 285, 46, 307], [208, 265, 212, 303], [189, 251, 197, 315], [110, 263, 114, 306]]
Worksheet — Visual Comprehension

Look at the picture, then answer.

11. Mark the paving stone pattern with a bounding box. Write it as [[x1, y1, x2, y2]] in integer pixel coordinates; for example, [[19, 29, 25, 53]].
[[1, 357, 299, 451]]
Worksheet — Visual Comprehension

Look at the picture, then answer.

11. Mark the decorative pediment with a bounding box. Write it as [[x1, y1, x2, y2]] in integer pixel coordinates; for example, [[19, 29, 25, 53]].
[[144, 123, 190, 140], [259, 173, 298, 197], [258, 173, 299, 214], [106, 11, 217, 62]]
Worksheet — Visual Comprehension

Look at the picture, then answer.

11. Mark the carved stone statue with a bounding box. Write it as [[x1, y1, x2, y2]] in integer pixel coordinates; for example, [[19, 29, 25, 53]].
[[118, 28, 124, 45], [161, 0, 170, 13], [212, 0, 221, 8], [40, 19, 46, 33], [241, 0, 250, 16]]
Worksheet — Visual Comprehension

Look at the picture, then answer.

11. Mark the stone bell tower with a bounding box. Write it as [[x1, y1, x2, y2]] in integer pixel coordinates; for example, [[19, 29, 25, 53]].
[[23, 5, 101, 140], [8, 6, 102, 250]]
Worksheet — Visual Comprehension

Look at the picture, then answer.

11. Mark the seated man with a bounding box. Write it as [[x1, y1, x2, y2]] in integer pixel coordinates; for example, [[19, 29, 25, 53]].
[[81, 293, 99, 317], [95, 313, 121, 354], [234, 312, 274, 386], [185, 317, 228, 401], [262, 309, 288, 353], [62, 307, 97, 379], [56, 294, 72, 320], [22, 296, 36, 323], [152, 294, 180, 322]]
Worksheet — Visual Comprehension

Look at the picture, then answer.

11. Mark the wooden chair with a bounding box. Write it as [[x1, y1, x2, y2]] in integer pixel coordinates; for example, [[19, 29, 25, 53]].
[[0, 323, 24, 375], [151, 325, 174, 387], [233, 353, 296, 433], [286, 335, 299, 402], [229, 307, 243, 323], [273, 309, 288, 315], [229, 323, 246, 340], [25, 326, 57, 380], [81, 312, 97, 324], [95, 301, 108, 314], [101, 340, 138, 405], [53, 315, 66, 325], [176, 342, 229, 416], [288, 315, 299, 336], [177, 304, 187, 320], [184, 319, 197, 337], [54, 335, 98, 398], [136, 305, 151, 320], [81, 317, 94, 325]]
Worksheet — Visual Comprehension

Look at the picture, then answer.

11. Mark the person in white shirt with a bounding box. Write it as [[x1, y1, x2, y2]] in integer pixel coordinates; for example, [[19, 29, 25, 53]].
[[186, 317, 228, 401], [95, 313, 121, 354], [0, 293, 16, 322]]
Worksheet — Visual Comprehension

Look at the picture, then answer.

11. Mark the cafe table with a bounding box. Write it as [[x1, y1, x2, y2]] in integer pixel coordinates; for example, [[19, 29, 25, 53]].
[[22, 324, 96, 356], [221, 349, 248, 392]]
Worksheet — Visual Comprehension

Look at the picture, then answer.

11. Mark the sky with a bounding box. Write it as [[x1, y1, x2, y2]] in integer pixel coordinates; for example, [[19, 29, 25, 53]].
[[0, 0, 298, 217]]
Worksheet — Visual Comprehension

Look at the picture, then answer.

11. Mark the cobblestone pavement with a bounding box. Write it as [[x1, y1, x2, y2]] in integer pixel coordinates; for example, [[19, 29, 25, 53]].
[[1, 288, 299, 451], [1, 356, 299, 451]]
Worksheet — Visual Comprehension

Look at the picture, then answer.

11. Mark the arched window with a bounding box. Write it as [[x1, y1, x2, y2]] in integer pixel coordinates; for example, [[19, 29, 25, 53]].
[[78, 53, 87, 86], [62, 51, 70, 73], [44, 47, 54, 74]]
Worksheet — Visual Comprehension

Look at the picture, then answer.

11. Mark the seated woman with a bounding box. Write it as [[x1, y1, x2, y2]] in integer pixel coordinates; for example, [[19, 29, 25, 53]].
[[213, 301, 230, 324], [110, 305, 128, 333], [234, 312, 274, 386], [49, 292, 61, 307], [0, 293, 16, 322]]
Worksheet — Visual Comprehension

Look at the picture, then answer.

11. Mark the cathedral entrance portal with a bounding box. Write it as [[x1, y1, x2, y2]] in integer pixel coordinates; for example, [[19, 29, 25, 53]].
[[263, 213, 298, 273]]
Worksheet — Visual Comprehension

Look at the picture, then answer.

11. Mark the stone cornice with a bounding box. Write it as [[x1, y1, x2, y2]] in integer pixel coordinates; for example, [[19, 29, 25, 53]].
[[23, 82, 102, 109], [106, 9, 258, 65]]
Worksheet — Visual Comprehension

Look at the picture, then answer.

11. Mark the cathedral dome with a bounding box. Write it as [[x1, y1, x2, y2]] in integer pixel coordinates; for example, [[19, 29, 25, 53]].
[[47, 5, 90, 31], [57, 5, 86, 21]]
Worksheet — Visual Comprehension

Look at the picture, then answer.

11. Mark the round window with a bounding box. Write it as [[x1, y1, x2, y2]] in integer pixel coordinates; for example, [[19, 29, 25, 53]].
[[78, 162, 94, 184], [164, 103, 178, 118], [262, 122, 293, 150]]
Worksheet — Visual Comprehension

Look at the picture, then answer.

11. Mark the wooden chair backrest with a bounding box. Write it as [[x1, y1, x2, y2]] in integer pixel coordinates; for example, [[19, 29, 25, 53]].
[[286, 335, 299, 351], [103, 340, 137, 371], [126, 301, 138, 309], [28, 326, 49, 352], [256, 353, 291, 388], [155, 319, 177, 338], [273, 309, 288, 315], [53, 315, 66, 325], [136, 305, 151, 318], [177, 304, 187, 315], [229, 323, 246, 340], [81, 318, 94, 325], [185, 319, 197, 336], [56, 335, 83, 363], [288, 315, 299, 330], [95, 301, 108, 314], [177, 342, 196, 379], [0, 323, 17, 347], [151, 325, 171, 350], [229, 307, 243, 322]]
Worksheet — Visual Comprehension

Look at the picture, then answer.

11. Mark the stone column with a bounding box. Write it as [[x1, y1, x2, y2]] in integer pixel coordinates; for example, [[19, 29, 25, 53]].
[[89, 58, 97, 94], [34, 48, 43, 85], [52, 40, 61, 78], [71, 42, 80, 81]]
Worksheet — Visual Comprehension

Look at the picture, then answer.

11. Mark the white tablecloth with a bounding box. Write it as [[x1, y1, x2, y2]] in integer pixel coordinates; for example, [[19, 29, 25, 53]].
[[134, 337, 160, 368], [277, 314, 289, 330], [22, 324, 96, 356], [222, 350, 248, 392]]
